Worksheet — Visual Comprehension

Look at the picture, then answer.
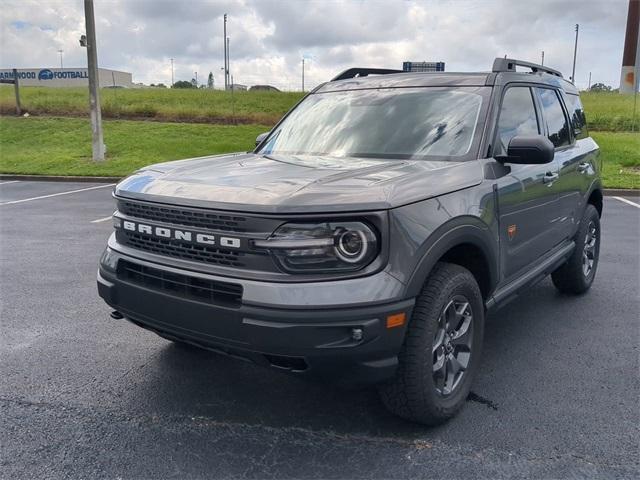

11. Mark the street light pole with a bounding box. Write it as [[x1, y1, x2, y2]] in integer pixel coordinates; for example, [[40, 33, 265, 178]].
[[170, 58, 174, 87], [571, 24, 579, 84], [541, 50, 544, 66], [223, 14, 228, 90], [302, 58, 305, 92], [83, 0, 105, 161], [58, 49, 64, 69]]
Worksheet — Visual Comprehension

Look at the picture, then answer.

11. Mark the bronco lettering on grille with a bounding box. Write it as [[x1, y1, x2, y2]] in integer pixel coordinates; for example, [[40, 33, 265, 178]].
[[120, 220, 241, 249]]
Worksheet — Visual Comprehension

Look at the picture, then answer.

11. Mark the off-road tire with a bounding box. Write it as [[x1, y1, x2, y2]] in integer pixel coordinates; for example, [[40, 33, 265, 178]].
[[552, 204, 600, 295], [378, 262, 484, 425]]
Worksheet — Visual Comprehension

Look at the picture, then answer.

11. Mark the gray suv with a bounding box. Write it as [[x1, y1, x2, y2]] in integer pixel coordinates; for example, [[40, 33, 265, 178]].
[[98, 58, 602, 424]]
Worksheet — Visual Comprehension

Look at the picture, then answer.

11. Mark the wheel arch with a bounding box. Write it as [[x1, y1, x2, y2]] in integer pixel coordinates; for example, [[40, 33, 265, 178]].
[[404, 217, 498, 301], [587, 187, 603, 217]]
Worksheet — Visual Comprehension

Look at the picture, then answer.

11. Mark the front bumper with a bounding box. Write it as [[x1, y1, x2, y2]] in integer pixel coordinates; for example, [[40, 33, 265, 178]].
[[98, 249, 414, 386]]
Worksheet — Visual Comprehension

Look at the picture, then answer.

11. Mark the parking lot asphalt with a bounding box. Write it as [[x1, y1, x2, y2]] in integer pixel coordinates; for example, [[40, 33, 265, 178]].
[[1, 181, 638, 479]]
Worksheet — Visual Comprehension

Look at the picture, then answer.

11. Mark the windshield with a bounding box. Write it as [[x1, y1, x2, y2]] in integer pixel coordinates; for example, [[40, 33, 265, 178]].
[[258, 87, 488, 161]]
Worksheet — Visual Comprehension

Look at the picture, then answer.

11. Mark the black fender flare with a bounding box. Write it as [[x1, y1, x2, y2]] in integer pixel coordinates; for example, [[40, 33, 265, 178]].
[[404, 216, 499, 298]]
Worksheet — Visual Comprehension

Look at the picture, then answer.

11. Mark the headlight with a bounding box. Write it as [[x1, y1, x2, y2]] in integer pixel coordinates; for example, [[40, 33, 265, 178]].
[[254, 221, 379, 273]]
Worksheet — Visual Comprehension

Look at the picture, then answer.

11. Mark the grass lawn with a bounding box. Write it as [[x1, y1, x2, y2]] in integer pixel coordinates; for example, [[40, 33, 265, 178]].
[[579, 91, 640, 132], [591, 131, 640, 189], [1, 86, 638, 131], [0, 86, 302, 125], [0, 116, 268, 176], [0, 116, 637, 188]]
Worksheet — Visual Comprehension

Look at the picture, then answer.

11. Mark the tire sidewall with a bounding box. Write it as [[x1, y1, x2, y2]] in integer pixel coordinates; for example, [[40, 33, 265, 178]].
[[409, 268, 485, 414], [579, 205, 601, 287]]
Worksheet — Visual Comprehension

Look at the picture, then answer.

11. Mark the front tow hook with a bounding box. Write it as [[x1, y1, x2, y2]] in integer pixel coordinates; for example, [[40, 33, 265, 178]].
[[110, 310, 124, 320]]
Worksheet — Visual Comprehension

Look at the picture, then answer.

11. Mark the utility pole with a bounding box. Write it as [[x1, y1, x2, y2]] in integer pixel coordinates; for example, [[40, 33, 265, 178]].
[[58, 49, 64, 69], [194, 71, 198, 87], [541, 50, 544, 66], [302, 58, 305, 92], [620, 0, 639, 94], [223, 14, 228, 90], [226, 37, 230, 89], [571, 24, 579, 84], [588, 71, 592, 90], [170, 58, 174, 86], [83, 0, 105, 161]]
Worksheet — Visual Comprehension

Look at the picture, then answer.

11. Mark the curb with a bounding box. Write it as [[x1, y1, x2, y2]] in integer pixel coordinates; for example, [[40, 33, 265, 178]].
[[603, 188, 640, 197], [1, 174, 638, 196], [0, 174, 121, 183]]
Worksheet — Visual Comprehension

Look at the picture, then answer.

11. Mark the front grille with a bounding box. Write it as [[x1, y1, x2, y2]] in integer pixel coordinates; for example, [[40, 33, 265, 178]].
[[119, 231, 246, 267], [118, 260, 243, 307], [118, 200, 248, 233]]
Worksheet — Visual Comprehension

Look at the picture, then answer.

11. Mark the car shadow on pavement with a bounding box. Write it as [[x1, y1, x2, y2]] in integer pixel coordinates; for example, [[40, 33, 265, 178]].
[[116, 277, 593, 442]]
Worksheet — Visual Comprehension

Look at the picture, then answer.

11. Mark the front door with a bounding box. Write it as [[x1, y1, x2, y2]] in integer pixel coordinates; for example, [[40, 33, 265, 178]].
[[493, 85, 562, 280]]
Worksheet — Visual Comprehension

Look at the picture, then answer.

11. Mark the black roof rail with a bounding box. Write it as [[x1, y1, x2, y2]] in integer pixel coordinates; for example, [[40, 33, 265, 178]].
[[331, 67, 405, 82], [492, 57, 562, 78]]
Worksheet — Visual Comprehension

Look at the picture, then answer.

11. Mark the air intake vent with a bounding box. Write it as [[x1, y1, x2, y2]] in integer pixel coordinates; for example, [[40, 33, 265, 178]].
[[118, 260, 243, 307]]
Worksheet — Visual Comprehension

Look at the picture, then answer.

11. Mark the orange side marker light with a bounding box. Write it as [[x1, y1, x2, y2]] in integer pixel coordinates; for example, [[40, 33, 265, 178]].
[[386, 312, 406, 329]]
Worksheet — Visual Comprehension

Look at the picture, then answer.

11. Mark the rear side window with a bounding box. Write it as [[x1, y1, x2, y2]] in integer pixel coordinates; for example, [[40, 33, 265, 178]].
[[495, 87, 539, 156], [564, 94, 588, 139], [536, 88, 571, 148]]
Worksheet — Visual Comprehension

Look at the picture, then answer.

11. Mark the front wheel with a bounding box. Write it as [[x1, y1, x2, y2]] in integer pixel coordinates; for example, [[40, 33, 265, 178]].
[[378, 262, 484, 425], [552, 204, 601, 295]]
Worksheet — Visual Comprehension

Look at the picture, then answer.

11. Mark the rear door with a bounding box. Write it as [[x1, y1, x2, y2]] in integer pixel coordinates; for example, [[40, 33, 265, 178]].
[[534, 87, 580, 239], [494, 85, 562, 280], [550, 91, 597, 239]]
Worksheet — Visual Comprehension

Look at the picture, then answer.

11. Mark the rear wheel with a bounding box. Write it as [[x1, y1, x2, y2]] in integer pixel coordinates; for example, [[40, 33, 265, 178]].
[[378, 262, 484, 425], [552, 204, 600, 294]]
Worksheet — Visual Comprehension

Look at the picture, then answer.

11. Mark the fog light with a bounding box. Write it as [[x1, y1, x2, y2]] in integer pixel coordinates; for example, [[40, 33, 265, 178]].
[[351, 328, 363, 341]]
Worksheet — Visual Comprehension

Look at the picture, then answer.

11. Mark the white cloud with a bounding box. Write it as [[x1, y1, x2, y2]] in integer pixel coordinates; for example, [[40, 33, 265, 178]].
[[0, 0, 629, 90]]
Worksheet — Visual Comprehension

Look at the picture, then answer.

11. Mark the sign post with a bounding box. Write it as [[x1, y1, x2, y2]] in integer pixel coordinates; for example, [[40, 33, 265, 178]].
[[12, 69, 21, 115], [0, 69, 22, 115]]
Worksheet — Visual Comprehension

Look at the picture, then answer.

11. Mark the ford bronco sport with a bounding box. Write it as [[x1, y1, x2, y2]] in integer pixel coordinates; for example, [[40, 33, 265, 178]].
[[98, 58, 602, 424]]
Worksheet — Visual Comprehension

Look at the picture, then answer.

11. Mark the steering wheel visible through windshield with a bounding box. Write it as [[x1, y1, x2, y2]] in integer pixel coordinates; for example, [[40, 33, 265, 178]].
[[258, 86, 489, 161]]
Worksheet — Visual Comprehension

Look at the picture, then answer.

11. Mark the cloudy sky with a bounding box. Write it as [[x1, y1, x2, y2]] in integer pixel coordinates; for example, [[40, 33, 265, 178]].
[[0, 0, 631, 90]]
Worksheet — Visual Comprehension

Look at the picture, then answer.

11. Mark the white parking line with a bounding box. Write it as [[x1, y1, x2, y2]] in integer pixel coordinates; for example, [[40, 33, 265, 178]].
[[0, 184, 115, 206], [612, 196, 640, 209], [0, 180, 20, 185], [91, 215, 113, 223]]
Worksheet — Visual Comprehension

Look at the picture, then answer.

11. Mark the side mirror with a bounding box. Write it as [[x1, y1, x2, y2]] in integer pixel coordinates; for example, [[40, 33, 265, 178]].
[[255, 132, 270, 147], [500, 135, 555, 164]]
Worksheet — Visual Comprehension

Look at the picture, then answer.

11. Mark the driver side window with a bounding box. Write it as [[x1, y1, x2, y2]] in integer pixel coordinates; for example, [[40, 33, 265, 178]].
[[495, 87, 540, 156]]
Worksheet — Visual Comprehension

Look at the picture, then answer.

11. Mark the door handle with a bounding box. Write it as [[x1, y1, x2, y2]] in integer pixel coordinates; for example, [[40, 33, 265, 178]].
[[543, 171, 559, 184], [577, 161, 590, 173]]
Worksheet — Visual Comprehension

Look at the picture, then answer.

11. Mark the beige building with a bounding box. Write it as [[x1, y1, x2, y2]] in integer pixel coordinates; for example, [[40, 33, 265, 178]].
[[0, 67, 133, 88]]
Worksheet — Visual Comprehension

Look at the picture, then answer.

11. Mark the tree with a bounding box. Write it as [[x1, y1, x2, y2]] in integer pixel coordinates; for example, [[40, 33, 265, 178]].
[[155, 83, 167, 88], [207, 72, 214, 89], [172, 80, 195, 89], [589, 83, 612, 92]]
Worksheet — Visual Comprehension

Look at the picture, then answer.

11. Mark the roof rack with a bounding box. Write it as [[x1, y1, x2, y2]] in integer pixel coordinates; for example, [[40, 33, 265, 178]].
[[492, 57, 562, 78], [331, 67, 405, 82]]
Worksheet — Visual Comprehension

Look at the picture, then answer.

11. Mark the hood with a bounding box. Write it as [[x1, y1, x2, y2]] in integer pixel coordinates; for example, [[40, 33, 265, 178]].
[[115, 152, 483, 214]]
